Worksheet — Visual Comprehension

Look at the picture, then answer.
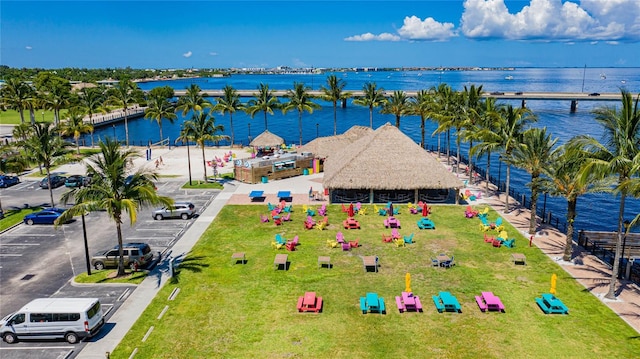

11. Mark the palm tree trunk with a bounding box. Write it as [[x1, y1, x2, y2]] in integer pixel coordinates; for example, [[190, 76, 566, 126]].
[[446, 130, 451, 165], [159, 122, 164, 143], [263, 111, 268, 130], [606, 194, 626, 299], [19, 108, 25, 124], [563, 198, 577, 261], [298, 111, 303, 146], [485, 151, 491, 195], [455, 135, 461, 174], [116, 221, 126, 276], [89, 114, 95, 147], [420, 116, 426, 149], [124, 109, 129, 147], [201, 145, 208, 182], [468, 140, 474, 183], [46, 166, 55, 208], [369, 107, 373, 128], [76, 138, 81, 155], [395, 115, 400, 128], [333, 101, 337, 135], [229, 113, 234, 147], [186, 144, 192, 186], [529, 176, 539, 234], [504, 164, 511, 213]]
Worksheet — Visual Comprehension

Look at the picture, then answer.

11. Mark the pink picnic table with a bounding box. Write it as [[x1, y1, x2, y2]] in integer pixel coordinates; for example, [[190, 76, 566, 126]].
[[395, 291, 423, 313], [475, 291, 505, 312], [384, 217, 401, 228]]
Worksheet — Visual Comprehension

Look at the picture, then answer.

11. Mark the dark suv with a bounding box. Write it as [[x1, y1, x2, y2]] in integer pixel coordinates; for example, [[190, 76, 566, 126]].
[[91, 242, 154, 270], [39, 175, 67, 189]]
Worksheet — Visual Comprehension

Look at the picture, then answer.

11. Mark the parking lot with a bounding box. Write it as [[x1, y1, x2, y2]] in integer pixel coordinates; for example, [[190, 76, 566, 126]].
[[0, 178, 217, 358]]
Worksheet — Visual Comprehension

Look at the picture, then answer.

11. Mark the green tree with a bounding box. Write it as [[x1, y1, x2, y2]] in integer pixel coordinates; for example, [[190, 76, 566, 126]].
[[59, 107, 94, 154], [0, 78, 32, 123], [175, 123, 194, 186], [214, 85, 244, 146], [460, 84, 484, 182], [544, 141, 610, 261], [509, 127, 558, 234], [320, 74, 351, 135], [408, 89, 435, 149], [430, 84, 457, 164], [176, 84, 210, 119], [106, 79, 143, 146], [183, 110, 229, 182], [283, 82, 320, 146], [246, 83, 280, 130], [381, 90, 410, 128], [23, 123, 72, 207], [77, 86, 106, 147], [57, 138, 172, 276], [469, 97, 501, 195], [145, 92, 177, 142], [36, 74, 72, 126], [576, 90, 640, 299], [353, 82, 387, 129]]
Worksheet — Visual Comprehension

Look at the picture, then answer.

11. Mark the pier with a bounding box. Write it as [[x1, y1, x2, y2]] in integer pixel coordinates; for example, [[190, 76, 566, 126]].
[[84, 107, 146, 127], [170, 90, 623, 112]]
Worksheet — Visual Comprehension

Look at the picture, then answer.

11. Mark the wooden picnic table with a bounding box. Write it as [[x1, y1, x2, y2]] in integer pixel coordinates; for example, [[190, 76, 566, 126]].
[[274, 254, 288, 270], [436, 254, 450, 266], [511, 253, 527, 265], [231, 252, 246, 264], [362, 256, 379, 272], [318, 256, 331, 269]]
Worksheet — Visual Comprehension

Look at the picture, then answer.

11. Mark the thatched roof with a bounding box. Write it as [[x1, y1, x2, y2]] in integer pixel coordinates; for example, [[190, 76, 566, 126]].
[[250, 130, 284, 147], [323, 123, 464, 190], [298, 126, 373, 159]]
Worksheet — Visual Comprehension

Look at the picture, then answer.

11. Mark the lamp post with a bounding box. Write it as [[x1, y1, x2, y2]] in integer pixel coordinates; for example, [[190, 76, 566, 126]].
[[81, 213, 91, 276], [316, 123, 319, 139]]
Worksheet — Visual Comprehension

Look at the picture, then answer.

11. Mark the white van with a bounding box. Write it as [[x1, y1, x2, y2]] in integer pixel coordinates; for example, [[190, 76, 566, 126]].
[[0, 298, 104, 344]]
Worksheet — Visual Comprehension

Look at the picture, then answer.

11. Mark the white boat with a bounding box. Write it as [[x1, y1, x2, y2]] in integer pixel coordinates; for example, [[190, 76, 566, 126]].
[[600, 73, 606, 80], [504, 75, 514, 80]]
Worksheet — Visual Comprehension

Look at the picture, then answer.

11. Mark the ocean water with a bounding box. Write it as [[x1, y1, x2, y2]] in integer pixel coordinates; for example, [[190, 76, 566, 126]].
[[86, 68, 640, 234]]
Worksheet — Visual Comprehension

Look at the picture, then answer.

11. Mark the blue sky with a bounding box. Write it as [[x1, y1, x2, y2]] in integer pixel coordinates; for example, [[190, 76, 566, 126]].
[[2, 0, 639, 69]]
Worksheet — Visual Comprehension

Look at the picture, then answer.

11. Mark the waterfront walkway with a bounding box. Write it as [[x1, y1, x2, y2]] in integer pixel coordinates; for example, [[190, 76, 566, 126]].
[[74, 145, 639, 357]]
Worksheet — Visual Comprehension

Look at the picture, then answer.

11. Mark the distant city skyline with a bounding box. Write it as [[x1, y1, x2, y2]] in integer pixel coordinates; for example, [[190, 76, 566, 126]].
[[2, 1, 639, 69]]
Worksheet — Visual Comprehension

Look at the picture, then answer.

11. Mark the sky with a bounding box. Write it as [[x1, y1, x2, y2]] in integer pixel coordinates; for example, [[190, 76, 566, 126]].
[[1, 0, 639, 69]]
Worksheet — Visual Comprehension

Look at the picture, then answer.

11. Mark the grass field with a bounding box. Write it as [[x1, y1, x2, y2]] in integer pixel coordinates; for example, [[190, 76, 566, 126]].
[[0, 109, 56, 124], [0, 207, 42, 231], [110, 204, 640, 358]]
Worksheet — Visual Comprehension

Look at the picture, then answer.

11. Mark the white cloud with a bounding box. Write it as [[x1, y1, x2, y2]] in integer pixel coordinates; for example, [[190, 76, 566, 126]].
[[397, 16, 457, 41], [345, 32, 401, 42], [209, 52, 218, 56], [461, 0, 640, 42], [25, 46, 32, 50], [183, 51, 192, 58]]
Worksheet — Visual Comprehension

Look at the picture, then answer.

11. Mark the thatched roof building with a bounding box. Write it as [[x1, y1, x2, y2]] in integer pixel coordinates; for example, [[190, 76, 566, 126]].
[[323, 123, 464, 204], [250, 130, 284, 148], [298, 126, 373, 159]]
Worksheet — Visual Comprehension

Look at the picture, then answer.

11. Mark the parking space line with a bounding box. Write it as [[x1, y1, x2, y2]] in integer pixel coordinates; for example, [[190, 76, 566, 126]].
[[2, 233, 56, 237], [136, 228, 183, 231], [126, 237, 175, 241], [0, 243, 41, 246], [0, 254, 23, 257], [0, 346, 74, 350]]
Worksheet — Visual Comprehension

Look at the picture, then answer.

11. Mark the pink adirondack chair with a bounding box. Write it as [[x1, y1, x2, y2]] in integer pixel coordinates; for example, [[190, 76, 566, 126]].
[[282, 212, 291, 221], [391, 228, 401, 239], [336, 232, 345, 243], [260, 214, 270, 223]]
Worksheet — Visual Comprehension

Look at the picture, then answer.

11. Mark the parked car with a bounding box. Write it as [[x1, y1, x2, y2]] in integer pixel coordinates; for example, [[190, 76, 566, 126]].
[[0, 175, 20, 188], [23, 208, 67, 225], [153, 202, 196, 220], [65, 175, 88, 188], [91, 242, 154, 270], [39, 175, 67, 189], [490, 91, 505, 95], [589, 92, 600, 96]]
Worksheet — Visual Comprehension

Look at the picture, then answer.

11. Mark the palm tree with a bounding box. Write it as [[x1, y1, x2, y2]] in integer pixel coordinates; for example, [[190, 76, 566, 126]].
[[41, 80, 72, 126], [106, 79, 143, 147], [545, 141, 610, 261], [509, 127, 558, 234], [320, 75, 351, 135], [409, 89, 435, 149], [576, 90, 640, 299], [246, 83, 280, 130], [283, 82, 320, 146], [183, 110, 229, 182], [59, 107, 94, 154], [145, 92, 177, 142], [214, 85, 244, 146], [23, 122, 72, 207], [175, 123, 194, 186], [353, 82, 386, 128], [381, 90, 410, 128], [469, 97, 501, 195], [78, 87, 106, 147], [176, 84, 211, 119], [460, 84, 484, 182], [430, 84, 457, 164], [0, 78, 31, 124], [57, 138, 172, 276]]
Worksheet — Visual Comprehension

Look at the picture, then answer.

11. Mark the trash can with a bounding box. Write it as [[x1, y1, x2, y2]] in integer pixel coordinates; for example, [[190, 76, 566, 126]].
[[261, 176, 268, 183], [303, 169, 309, 175]]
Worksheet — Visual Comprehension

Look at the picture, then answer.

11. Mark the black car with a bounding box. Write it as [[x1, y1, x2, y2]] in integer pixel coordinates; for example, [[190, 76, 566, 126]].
[[490, 91, 505, 95], [65, 175, 88, 188], [39, 175, 67, 189], [589, 92, 600, 96], [0, 175, 20, 188]]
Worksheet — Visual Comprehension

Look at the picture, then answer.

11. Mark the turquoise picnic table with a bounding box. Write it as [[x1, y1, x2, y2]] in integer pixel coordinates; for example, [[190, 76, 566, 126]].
[[536, 293, 569, 314], [360, 292, 386, 314], [277, 190, 291, 202], [249, 190, 264, 202], [432, 291, 462, 313]]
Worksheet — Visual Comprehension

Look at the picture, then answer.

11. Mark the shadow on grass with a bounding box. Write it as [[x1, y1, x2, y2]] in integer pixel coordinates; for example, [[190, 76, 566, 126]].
[[170, 255, 210, 284]]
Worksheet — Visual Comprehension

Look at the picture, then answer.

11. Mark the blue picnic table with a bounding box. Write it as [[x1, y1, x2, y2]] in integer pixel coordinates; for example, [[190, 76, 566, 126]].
[[432, 291, 462, 313], [277, 190, 291, 201], [536, 293, 569, 314], [360, 292, 386, 314], [249, 190, 264, 201]]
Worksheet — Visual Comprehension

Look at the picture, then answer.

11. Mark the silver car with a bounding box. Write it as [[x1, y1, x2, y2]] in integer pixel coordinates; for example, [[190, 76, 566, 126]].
[[152, 202, 195, 220]]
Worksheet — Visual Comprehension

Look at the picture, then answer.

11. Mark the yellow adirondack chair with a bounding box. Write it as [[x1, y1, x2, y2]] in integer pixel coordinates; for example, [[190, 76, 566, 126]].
[[358, 207, 367, 216], [271, 241, 285, 249], [315, 221, 327, 230], [395, 238, 405, 247], [326, 239, 339, 248]]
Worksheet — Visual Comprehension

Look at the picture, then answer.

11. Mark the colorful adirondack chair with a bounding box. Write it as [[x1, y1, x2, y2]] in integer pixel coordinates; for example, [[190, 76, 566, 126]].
[[403, 233, 414, 244], [282, 212, 291, 221], [394, 237, 405, 247], [349, 238, 360, 248], [260, 214, 270, 223], [336, 232, 345, 243]]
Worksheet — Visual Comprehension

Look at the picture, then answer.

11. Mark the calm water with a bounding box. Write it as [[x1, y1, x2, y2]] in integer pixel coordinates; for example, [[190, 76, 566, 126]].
[[86, 68, 640, 234]]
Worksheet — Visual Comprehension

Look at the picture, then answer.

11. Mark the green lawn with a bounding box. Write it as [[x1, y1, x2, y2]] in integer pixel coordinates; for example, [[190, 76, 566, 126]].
[[0, 109, 57, 125], [111, 204, 640, 358], [0, 207, 42, 231]]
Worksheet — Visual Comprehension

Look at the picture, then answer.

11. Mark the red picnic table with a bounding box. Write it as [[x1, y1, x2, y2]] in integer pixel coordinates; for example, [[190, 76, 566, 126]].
[[297, 291, 323, 313]]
